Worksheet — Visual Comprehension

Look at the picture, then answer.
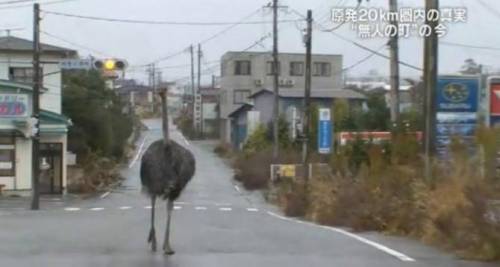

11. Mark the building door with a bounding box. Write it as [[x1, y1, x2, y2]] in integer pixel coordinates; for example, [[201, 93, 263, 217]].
[[39, 143, 63, 194]]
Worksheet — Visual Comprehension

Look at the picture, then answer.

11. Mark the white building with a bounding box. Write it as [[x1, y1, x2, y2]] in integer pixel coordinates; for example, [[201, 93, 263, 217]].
[[0, 36, 75, 195]]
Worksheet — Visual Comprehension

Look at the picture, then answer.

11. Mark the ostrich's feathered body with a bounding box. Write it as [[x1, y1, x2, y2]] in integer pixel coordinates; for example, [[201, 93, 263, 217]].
[[140, 140, 195, 201]]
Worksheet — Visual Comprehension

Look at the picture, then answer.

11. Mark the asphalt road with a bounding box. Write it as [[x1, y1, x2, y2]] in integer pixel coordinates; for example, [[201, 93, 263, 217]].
[[0, 119, 497, 267]]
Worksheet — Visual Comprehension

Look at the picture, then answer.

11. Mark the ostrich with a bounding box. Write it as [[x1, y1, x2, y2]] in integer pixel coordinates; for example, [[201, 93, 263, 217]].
[[140, 88, 195, 255]]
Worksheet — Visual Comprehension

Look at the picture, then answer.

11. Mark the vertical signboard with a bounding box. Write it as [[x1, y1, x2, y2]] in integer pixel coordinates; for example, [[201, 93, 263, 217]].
[[436, 76, 479, 158], [488, 77, 500, 127], [318, 108, 333, 154]]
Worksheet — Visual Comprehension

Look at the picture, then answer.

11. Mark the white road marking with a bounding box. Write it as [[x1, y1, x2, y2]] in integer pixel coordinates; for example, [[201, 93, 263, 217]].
[[178, 131, 190, 146], [219, 207, 232, 211], [64, 207, 80, 211], [100, 191, 111, 199], [128, 134, 148, 169], [247, 208, 259, 212], [173, 206, 182, 210], [144, 206, 152, 209], [90, 207, 105, 211], [234, 185, 241, 193], [119, 206, 132, 210], [215, 203, 232, 206], [266, 211, 415, 262], [175, 201, 189, 205], [195, 206, 207, 210]]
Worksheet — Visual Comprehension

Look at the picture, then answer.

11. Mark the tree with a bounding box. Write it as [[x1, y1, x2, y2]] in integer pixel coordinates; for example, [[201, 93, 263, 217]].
[[460, 58, 482, 75], [361, 92, 391, 131], [63, 70, 133, 160]]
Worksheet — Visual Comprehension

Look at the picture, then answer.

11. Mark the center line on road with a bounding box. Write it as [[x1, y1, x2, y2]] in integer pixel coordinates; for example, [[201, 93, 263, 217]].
[[119, 206, 132, 210], [100, 191, 111, 199], [234, 185, 241, 193], [90, 207, 105, 211], [64, 207, 80, 211], [219, 207, 232, 211], [247, 208, 259, 212], [174, 206, 182, 210], [195, 206, 207, 210], [144, 206, 152, 209], [215, 203, 232, 206], [266, 211, 415, 262]]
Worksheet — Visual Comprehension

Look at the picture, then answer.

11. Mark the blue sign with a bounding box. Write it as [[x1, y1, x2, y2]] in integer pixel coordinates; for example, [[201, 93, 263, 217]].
[[318, 108, 332, 154], [437, 77, 479, 112]]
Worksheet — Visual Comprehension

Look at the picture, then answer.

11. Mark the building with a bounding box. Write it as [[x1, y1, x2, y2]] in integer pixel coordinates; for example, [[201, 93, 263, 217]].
[[229, 88, 365, 149], [115, 79, 155, 114], [0, 36, 76, 194], [219, 51, 344, 144], [199, 86, 220, 138]]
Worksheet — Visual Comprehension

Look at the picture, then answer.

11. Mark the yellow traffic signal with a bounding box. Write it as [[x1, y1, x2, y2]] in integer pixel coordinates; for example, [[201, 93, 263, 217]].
[[104, 59, 116, 70], [93, 58, 127, 71]]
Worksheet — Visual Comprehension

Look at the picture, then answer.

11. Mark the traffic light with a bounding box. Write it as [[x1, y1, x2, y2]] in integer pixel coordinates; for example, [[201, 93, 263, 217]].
[[93, 58, 128, 71]]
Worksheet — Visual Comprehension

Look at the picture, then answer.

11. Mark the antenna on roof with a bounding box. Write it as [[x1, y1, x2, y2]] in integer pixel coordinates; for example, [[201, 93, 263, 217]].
[[0, 27, 24, 37]]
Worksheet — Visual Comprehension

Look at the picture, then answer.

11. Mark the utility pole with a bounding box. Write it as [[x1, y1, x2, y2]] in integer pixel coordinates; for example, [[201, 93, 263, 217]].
[[389, 0, 400, 124], [423, 0, 439, 182], [190, 45, 195, 130], [302, 10, 313, 181], [272, 0, 280, 161], [152, 63, 156, 113], [197, 43, 202, 138], [31, 3, 41, 210]]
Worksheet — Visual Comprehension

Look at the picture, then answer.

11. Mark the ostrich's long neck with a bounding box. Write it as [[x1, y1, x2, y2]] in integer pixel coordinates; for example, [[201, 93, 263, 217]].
[[160, 90, 170, 145]]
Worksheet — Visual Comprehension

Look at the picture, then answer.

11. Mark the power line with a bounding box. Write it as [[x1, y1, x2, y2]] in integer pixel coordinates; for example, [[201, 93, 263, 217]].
[[288, 8, 422, 71], [0, 0, 33, 5], [0, 0, 76, 10], [41, 10, 303, 26], [340, 44, 386, 73], [441, 41, 500, 52], [199, 8, 263, 45], [41, 30, 113, 57], [169, 33, 272, 83]]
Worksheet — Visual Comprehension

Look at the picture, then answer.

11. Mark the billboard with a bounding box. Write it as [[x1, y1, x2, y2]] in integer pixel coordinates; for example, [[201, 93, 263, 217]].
[[0, 94, 28, 117], [436, 76, 480, 158]]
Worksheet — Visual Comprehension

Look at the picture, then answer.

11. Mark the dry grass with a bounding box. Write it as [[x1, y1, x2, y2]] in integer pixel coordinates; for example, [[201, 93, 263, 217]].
[[272, 129, 500, 261]]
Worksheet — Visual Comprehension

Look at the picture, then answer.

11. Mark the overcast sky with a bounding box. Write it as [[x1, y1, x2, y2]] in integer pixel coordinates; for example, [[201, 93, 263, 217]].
[[0, 0, 498, 85]]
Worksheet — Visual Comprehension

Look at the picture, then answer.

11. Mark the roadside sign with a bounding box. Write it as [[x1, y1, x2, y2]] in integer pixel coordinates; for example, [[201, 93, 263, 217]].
[[436, 76, 479, 158], [279, 165, 296, 177], [318, 108, 332, 154], [437, 76, 479, 113], [59, 59, 93, 70], [488, 77, 500, 127]]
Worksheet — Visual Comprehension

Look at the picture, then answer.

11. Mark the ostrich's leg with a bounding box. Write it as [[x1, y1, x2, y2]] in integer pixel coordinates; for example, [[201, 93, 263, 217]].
[[163, 199, 175, 255], [147, 196, 157, 251]]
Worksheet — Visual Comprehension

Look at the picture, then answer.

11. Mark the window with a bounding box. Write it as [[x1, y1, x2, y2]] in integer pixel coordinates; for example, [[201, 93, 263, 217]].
[[234, 60, 251, 75], [9, 67, 43, 84], [312, 62, 331, 77], [290, 62, 304, 76], [233, 89, 251, 104], [266, 61, 281, 76], [0, 137, 15, 177]]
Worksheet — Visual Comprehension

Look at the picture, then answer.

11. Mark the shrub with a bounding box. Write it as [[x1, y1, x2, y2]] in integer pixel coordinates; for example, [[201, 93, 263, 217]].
[[213, 142, 233, 158]]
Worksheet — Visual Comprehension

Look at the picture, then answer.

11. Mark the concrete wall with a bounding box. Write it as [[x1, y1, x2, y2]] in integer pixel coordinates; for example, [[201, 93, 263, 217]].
[[0, 53, 63, 114]]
